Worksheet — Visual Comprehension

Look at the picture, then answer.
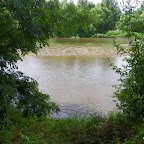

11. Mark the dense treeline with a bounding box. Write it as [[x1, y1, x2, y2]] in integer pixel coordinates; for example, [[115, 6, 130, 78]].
[[45, 0, 121, 37], [45, 0, 144, 38]]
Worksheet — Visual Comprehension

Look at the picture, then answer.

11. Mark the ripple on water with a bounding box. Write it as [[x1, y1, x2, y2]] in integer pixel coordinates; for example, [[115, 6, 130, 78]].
[[17, 55, 125, 117]]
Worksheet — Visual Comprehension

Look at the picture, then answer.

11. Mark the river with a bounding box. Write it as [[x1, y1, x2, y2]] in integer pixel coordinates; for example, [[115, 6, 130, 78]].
[[17, 55, 125, 118]]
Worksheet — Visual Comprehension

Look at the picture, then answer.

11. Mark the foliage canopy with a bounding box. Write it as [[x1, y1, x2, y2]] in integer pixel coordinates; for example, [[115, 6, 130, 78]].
[[112, 1, 144, 122], [56, 0, 121, 37], [0, 0, 59, 120]]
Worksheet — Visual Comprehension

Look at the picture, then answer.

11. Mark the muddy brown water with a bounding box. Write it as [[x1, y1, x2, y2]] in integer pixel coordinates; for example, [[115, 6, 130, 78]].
[[18, 38, 128, 117], [17, 55, 125, 118]]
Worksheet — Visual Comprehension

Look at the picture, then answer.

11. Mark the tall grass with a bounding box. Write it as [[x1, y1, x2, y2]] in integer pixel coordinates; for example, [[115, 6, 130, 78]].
[[1, 112, 140, 144]]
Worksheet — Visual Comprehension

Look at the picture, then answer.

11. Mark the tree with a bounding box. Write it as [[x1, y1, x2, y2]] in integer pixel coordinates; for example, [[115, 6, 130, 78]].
[[0, 0, 59, 120], [117, 1, 144, 39], [112, 0, 144, 122], [57, 0, 79, 37], [77, 0, 99, 37], [93, 4, 113, 33], [56, 0, 99, 37], [77, 0, 95, 10], [45, 0, 61, 37], [95, 0, 121, 33]]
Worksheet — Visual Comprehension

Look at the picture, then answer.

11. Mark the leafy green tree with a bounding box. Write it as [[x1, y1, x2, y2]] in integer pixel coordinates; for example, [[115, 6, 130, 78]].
[[112, 0, 144, 122], [93, 4, 113, 33], [0, 0, 59, 120], [56, 0, 121, 37], [117, 2, 144, 39], [102, 0, 121, 28], [95, 0, 121, 33], [76, 0, 99, 37], [77, 0, 95, 10], [56, 0, 98, 37], [57, 0, 79, 37], [45, 0, 61, 36]]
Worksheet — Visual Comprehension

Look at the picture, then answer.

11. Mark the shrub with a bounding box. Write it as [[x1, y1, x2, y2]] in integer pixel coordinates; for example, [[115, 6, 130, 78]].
[[106, 30, 127, 37], [92, 30, 127, 38], [92, 33, 109, 38]]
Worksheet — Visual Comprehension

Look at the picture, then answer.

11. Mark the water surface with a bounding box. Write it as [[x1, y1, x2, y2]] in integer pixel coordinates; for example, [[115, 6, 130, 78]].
[[17, 55, 124, 117]]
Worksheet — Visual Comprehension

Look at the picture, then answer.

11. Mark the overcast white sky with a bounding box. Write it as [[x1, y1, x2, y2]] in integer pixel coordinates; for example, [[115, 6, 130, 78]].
[[59, 0, 143, 10], [59, 0, 123, 5], [59, 0, 142, 8]]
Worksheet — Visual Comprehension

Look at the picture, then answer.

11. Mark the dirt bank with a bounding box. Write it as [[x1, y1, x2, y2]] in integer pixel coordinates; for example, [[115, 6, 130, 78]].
[[31, 45, 120, 57], [30, 38, 129, 57]]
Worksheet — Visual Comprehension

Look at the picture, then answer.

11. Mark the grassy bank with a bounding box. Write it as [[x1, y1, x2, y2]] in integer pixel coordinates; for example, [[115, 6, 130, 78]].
[[1, 112, 143, 144]]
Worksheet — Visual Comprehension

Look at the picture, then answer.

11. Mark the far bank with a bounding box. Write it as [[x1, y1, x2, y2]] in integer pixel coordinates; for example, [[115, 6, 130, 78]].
[[32, 38, 129, 57]]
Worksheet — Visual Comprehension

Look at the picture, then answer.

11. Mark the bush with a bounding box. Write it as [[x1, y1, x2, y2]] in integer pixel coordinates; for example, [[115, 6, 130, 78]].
[[0, 70, 60, 121], [92, 33, 109, 38], [106, 30, 127, 37], [0, 113, 134, 144], [92, 30, 127, 38], [111, 41, 144, 122]]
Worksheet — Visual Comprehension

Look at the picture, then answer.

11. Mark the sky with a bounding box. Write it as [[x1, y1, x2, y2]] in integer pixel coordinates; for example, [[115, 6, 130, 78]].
[[72, 0, 103, 4], [59, 0, 122, 5], [59, 0, 142, 9]]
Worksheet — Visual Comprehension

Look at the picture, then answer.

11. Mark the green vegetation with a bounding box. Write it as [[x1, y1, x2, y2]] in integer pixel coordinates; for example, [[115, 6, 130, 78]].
[[111, 1, 144, 122], [0, 0, 59, 121], [92, 30, 127, 38], [0, 112, 138, 144], [0, 0, 144, 143], [1, 112, 144, 144], [44, 0, 121, 37]]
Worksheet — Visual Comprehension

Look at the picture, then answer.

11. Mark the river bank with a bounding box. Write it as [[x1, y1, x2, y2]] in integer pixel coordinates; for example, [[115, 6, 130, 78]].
[[35, 45, 118, 57], [0, 112, 135, 144], [31, 38, 129, 57]]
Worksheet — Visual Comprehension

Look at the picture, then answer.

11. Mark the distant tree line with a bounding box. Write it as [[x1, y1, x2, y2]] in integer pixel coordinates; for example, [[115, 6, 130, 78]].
[[45, 0, 121, 37], [46, 0, 144, 38]]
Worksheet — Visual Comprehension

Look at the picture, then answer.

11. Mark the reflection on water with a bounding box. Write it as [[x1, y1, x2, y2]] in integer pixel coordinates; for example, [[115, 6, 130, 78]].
[[49, 37, 128, 45], [17, 55, 124, 118]]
